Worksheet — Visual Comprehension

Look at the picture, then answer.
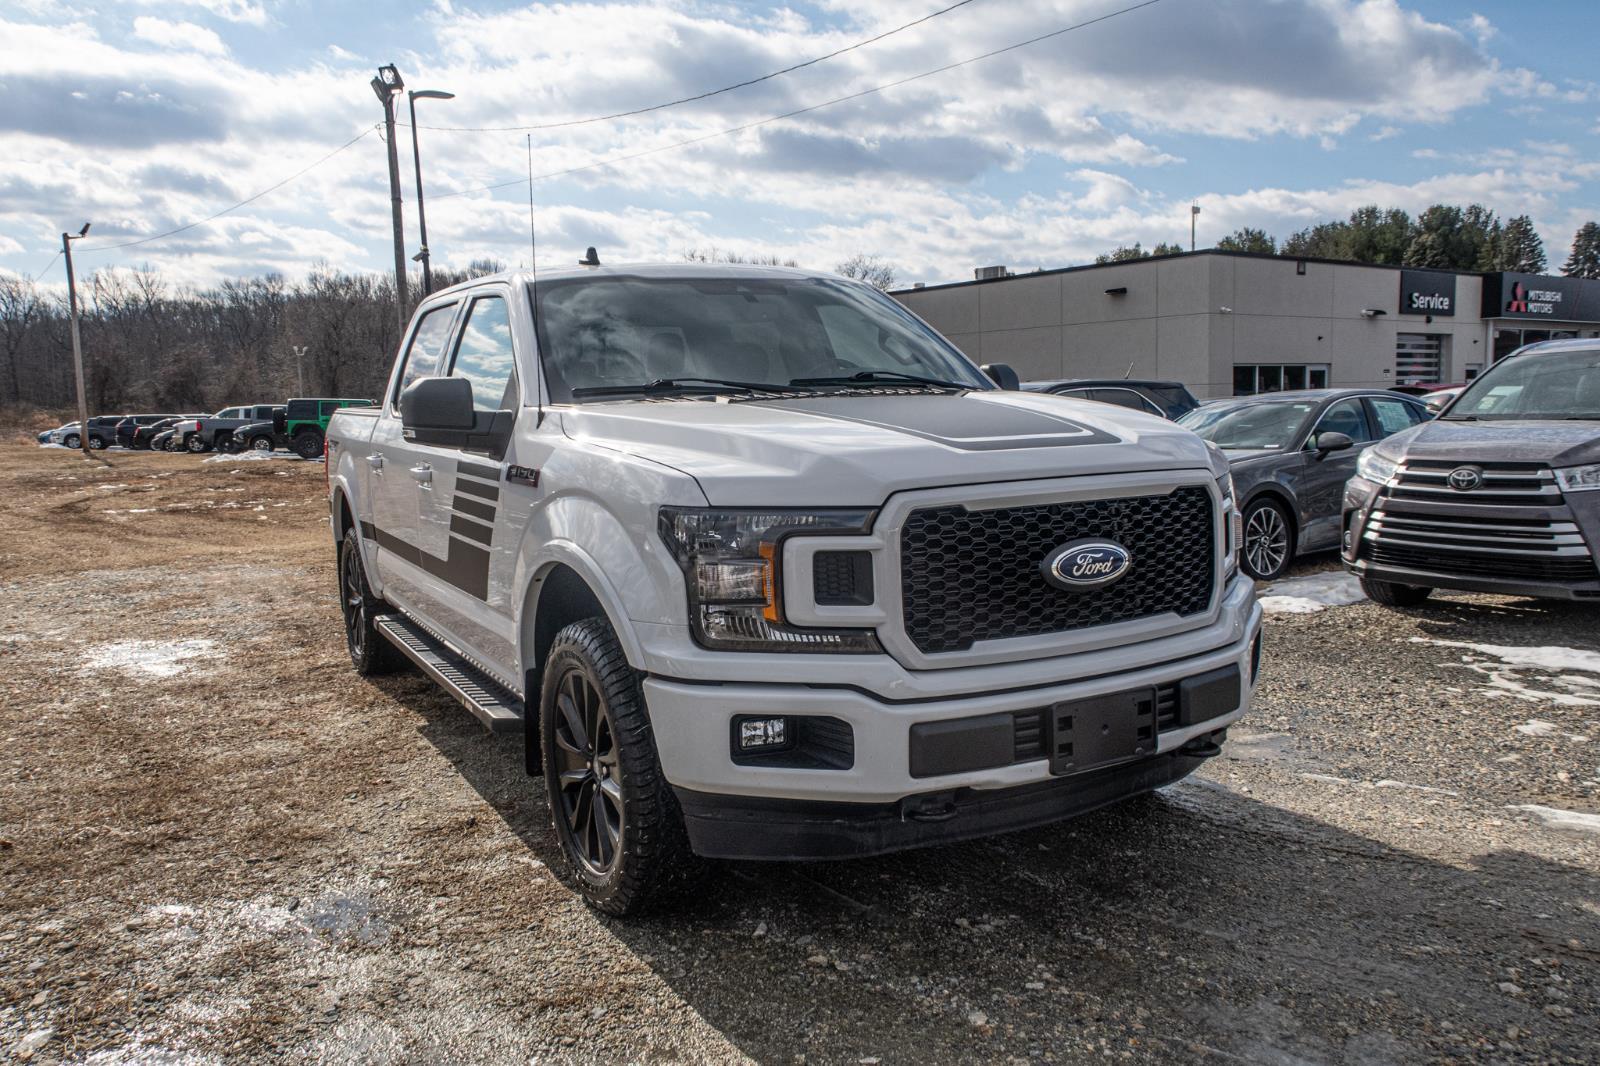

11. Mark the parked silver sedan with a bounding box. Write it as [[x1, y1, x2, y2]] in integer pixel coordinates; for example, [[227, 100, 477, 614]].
[[1179, 389, 1432, 579]]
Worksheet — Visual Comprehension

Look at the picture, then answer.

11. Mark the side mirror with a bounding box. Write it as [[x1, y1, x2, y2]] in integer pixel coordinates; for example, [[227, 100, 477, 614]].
[[1314, 431, 1354, 456], [401, 376, 475, 435], [980, 362, 1020, 390]]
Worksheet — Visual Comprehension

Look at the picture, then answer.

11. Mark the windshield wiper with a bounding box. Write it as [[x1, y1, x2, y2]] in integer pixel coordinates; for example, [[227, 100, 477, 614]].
[[572, 376, 791, 398], [789, 370, 970, 390], [1440, 414, 1480, 421]]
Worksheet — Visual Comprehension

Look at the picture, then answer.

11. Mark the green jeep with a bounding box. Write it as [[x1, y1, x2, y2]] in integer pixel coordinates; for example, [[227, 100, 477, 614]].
[[277, 397, 375, 458]]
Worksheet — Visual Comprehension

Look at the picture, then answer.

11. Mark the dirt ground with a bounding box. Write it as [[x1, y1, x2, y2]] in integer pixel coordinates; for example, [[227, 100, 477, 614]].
[[2, 441, 1599, 1064]]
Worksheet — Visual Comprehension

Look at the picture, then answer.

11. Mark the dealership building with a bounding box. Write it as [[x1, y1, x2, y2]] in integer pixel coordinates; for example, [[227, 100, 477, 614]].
[[891, 250, 1600, 398]]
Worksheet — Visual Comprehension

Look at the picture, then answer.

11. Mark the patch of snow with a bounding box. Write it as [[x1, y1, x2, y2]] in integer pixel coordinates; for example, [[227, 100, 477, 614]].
[[1374, 780, 1460, 796], [1517, 720, 1559, 736], [1414, 637, 1600, 706], [1509, 804, 1600, 835], [1258, 570, 1366, 614], [38, 442, 68, 449], [201, 451, 305, 463], [83, 639, 219, 679]]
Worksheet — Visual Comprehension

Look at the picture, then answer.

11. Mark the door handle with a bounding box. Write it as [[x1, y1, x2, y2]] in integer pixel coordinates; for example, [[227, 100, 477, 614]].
[[409, 464, 433, 485], [366, 454, 384, 471]]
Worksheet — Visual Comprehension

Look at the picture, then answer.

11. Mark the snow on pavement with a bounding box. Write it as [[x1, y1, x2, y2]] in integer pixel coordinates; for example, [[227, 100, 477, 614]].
[[82, 639, 220, 680], [201, 451, 307, 464], [1411, 636, 1600, 707], [1509, 804, 1600, 835], [1258, 570, 1367, 614]]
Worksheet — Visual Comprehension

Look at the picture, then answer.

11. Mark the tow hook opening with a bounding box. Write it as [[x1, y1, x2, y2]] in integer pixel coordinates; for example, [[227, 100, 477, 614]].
[[1179, 730, 1226, 759], [902, 791, 960, 822]]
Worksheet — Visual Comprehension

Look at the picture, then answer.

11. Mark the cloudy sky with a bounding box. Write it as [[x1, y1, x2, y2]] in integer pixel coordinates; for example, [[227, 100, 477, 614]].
[[3, 0, 1598, 291]]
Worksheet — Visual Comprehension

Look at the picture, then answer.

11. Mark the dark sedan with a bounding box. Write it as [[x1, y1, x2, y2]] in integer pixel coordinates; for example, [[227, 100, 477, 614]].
[[1178, 389, 1431, 579], [1023, 377, 1200, 419]]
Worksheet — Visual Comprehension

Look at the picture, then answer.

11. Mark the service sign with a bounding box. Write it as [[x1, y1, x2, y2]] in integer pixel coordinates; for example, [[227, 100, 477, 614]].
[[1399, 269, 1455, 316], [1487, 272, 1600, 322]]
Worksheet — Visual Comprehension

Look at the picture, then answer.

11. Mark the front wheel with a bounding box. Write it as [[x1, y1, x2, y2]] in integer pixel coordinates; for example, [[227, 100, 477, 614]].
[[63, 434, 79, 449], [249, 435, 274, 453], [1360, 576, 1433, 607], [540, 617, 697, 915], [339, 528, 405, 675], [292, 430, 324, 460], [1241, 498, 1293, 581], [185, 434, 208, 453]]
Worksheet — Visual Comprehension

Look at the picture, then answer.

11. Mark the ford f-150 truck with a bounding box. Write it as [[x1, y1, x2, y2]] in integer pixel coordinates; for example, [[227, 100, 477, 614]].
[[327, 263, 1262, 914]]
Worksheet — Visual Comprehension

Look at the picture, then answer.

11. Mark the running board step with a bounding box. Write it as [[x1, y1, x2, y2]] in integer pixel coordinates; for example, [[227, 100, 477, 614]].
[[375, 615, 524, 733]]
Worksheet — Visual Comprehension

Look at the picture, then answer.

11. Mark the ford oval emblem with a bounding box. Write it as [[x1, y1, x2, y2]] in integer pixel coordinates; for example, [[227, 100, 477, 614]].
[[1042, 539, 1133, 591]]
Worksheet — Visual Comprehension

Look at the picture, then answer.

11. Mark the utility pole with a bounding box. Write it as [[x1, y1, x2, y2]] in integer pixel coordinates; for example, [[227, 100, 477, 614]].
[[292, 344, 307, 395], [1191, 204, 1201, 252], [408, 88, 455, 297], [371, 65, 408, 336], [62, 223, 91, 459]]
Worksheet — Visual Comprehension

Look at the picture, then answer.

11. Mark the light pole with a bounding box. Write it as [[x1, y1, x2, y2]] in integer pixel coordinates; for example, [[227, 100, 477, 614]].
[[371, 64, 408, 335], [292, 344, 307, 394], [1191, 204, 1201, 252], [62, 222, 92, 459], [408, 88, 454, 297]]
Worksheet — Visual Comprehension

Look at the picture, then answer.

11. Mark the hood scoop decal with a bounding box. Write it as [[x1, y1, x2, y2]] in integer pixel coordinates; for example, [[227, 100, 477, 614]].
[[759, 394, 1119, 451]]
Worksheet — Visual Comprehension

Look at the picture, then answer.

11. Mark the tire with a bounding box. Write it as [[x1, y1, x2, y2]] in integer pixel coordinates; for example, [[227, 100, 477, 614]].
[[1360, 576, 1433, 607], [214, 432, 233, 453], [540, 617, 698, 916], [249, 435, 274, 453], [292, 429, 324, 460], [339, 527, 405, 676], [1241, 497, 1294, 581], [63, 434, 79, 449], [185, 434, 208, 453], [88, 435, 106, 450]]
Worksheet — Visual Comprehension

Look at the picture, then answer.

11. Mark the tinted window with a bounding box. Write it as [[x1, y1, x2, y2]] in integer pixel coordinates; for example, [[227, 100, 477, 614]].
[[395, 302, 458, 403], [1369, 397, 1425, 436], [1314, 399, 1374, 444], [450, 295, 518, 412], [1088, 388, 1157, 413]]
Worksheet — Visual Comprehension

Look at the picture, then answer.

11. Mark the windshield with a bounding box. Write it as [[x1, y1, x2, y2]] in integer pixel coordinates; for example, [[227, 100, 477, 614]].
[[1446, 348, 1600, 421], [532, 275, 991, 401], [1178, 401, 1317, 450]]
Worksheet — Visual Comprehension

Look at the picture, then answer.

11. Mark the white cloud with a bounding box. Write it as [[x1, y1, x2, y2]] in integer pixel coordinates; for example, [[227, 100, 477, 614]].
[[132, 16, 229, 56], [1465, 13, 1497, 47], [125, 0, 269, 27]]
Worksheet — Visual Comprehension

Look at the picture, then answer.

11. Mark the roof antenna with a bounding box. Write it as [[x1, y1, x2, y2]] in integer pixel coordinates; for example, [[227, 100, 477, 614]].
[[1124, 359, 1135, 379], [579, 246, 600, 268]]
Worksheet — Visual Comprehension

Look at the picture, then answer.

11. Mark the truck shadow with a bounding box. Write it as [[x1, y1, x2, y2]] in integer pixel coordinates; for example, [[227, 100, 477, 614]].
[[380, 679, 1600, 1064]]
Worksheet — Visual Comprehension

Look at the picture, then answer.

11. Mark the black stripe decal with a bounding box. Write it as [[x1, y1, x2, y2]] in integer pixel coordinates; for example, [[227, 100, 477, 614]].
[[358, 520, 489, 600], [452, 495, 497, 523], [456, 460, 501, 482], [450, 513, 494, 546], [454, 477, 500, 502]]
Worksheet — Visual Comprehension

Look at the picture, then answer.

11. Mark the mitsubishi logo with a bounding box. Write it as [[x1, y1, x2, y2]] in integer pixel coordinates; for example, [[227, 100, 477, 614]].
[[1447, 466, 1484, 491]]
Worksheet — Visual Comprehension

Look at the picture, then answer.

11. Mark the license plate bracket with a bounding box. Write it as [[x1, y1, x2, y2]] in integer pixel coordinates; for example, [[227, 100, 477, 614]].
[[1049, 687, 1157, 775]]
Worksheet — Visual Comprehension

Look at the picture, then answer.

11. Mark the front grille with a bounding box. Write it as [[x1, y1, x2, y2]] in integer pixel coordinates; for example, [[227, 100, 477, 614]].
[[900, 486, 1215, 654], [1366, 541, 1598, 581], [1387, 460, 1564, 507]]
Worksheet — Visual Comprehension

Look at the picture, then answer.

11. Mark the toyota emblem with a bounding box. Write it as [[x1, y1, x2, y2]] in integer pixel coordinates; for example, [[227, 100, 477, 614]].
[[1447, 466, 1483, 491]]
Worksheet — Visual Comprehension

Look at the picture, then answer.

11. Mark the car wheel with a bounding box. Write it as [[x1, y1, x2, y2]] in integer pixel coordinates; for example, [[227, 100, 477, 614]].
[[249, 435, 274, 452], [540, 616, 698, 916], [88, 435, 106, 450], [185, 434, 208, 453], [63, 434, 79, 449], [1241, 497, 1293, 581], [1360, 576, 1432, 607], [291, 430, 324, 460], [339, 528, 405, 676]]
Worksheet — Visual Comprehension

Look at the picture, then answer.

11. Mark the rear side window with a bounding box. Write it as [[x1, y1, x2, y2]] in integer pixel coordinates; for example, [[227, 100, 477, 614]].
[[450, 295, 517, 413], [1369, 397, 1426, 436], [395, 303, 458, 403], [1089, 388, 1158, 414]]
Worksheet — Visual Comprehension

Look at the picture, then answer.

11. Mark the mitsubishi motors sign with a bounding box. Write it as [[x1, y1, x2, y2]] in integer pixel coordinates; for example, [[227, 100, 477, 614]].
[[1487, 271, 1600, 322]]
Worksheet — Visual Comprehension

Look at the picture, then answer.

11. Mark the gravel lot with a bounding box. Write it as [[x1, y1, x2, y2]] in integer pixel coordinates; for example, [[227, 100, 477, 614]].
[[2, 442, 1598, 1064]]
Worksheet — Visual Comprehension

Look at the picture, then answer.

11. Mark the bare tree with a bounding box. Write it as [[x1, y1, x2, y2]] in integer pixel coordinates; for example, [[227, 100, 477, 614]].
[[834, 253, 897, 290]]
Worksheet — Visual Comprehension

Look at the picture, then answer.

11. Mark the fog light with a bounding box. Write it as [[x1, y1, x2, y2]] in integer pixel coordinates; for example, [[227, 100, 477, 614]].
[[736, 716, 789, 752]]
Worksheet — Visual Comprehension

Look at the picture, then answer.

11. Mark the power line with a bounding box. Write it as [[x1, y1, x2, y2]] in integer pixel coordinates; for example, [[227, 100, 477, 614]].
[[433, 0, 1168, 202], [77, 125, 380, 254], [30, 251, 62, 283], [411, 0, 989, 133]]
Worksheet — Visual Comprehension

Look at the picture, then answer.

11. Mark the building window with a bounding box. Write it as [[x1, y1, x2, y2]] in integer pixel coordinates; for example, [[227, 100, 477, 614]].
[[1233, 363, 1330, 396], [1395, 333, 1443, 386]]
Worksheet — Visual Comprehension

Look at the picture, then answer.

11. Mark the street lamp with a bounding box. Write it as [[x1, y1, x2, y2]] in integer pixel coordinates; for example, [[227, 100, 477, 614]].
[[62, 222, 93, 459], [1190, 204, 1201, 252], [408, 88, 455, 297], [371, 64, 408, 332]]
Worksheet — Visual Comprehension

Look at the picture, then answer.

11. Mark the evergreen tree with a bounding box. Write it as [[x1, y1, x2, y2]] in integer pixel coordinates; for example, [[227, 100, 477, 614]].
[[1150, 242, 1187, 257], [1340, 206, 1412, 265], [1563, 222, 1600, 278], [1095, 243, 1151, 264], [1497, 215, 1547, 273], [1404, 230, 1451, 269], [1215, 227, 1276, 254]]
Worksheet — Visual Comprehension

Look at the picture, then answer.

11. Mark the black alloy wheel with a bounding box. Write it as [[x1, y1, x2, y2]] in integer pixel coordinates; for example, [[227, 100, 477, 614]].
[[550, 666, 624, 876], [338, 527, 403, 675], [1241, 498, 1293, 581]]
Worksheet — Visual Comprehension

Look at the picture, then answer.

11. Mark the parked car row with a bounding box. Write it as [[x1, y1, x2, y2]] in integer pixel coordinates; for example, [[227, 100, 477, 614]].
[[41, 398, 374, 458]]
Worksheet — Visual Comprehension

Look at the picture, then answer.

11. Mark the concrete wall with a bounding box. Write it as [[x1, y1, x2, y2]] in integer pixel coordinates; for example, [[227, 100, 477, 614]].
[[894, 253, 1504, 397]]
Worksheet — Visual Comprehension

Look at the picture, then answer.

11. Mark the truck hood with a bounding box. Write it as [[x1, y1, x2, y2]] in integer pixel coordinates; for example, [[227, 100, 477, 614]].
[[1380, 418, 1600, 467], [558, 391, 1222, 506]]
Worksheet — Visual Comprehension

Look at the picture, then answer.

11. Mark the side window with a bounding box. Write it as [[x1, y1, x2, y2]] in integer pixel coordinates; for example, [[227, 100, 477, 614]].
[[1369, 397, 1424, 437], [1313, 398, 1374, 444], [319, 401, 339, 418], [394, 302, 458, 405], [1088, 388, 1147, 411], [449, 295, 518, 413]]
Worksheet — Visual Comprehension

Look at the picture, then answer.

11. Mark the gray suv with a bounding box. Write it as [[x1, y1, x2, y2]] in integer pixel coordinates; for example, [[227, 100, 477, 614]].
[[1344, 340, 1600, 605]]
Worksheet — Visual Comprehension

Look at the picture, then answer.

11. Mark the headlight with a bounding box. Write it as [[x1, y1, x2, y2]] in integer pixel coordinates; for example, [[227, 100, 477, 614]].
[[1356, 449, 1399, 484], [658, 507, 881, 653], [1555, 464, 1600, 493], [1216, 472, 1240, 579]]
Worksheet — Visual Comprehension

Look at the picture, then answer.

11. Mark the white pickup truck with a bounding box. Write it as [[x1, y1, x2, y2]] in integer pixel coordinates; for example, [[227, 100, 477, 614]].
[[327, 262, 1262, 914]]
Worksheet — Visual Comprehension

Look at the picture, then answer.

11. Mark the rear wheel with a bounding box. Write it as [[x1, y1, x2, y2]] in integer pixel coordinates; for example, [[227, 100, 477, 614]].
[[339, 528, 405, 675], [185, 434, 208, 453], [1360, 576, 1433, 607], [88, 435, 106, 450], [1241, 498, 1293, 581], [540, 617, 697, 915], [292, 429, 324, 460], [249, 435, 274, 453]]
